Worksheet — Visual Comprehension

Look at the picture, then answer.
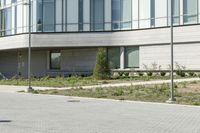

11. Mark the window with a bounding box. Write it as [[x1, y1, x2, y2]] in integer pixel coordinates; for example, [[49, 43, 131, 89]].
[[183, 0, 198, 24], [12, 0, 16, 3], [107, 47, 120, 69], [43, 0, 55, 32], [5, 7, 12, 35], [172, 0, 180, 25], [125, 46, 139, 68], [79, 0, 84, 31], [112, 0, 120, 29], [121, 0, 132, 29], [55, 0, 62, 32], [150, 0, 155, 27], [50, 51, 61, 70], [91, 0, 104, 31], [112, 0, 132, 30], [37, 0, 43, 31]]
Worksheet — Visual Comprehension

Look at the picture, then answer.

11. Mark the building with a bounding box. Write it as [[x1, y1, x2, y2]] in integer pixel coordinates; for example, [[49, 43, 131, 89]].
[[0, 0, 200, 77]]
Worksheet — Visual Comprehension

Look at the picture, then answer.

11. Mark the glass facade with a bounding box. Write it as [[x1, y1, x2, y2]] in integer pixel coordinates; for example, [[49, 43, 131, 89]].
[[0, 0, 200, 37]]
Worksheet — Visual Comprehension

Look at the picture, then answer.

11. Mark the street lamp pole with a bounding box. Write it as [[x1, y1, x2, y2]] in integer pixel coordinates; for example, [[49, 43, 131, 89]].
[[167, 0, 176, 103], [25, 0, 33, 92]]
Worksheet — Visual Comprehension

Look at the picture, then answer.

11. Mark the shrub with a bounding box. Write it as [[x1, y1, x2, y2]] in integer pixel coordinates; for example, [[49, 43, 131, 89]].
[[188, 72, 195, 77], [160, 71, 166, 77], [118, 72, 124, 77], [93, 48, 110, 80], [137, 71, 144, 77], [147, 72, 153, 77], [176, 70, 186, 77], [175, 63, 186, 77], [124, 72, 129, 77], [198, 74, 200, 78]]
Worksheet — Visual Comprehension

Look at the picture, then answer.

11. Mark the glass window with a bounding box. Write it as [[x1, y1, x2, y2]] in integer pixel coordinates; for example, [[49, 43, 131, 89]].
[[183, 0, 198, 24], [173, 0, 180, 25], [67, 0, 79, 31], [150, 0, 155, 27], [139, 0, 151, 28], [43, 0, 55, 32], [36, 0, 43, 32], [125, 46, 139, 68], [108, 47, 120, 69], [5, 7, 12, 35], [79, 0, 84, 31], [91, 0, 104, 31], [12, 0, 16, 3], [112, 0, 121, 30], [0, 10, 4, 36], [112, 0, 132, 30], [50, 51, 61, 70], [55, 0, 62, 32], [121, 0, 132, 29]]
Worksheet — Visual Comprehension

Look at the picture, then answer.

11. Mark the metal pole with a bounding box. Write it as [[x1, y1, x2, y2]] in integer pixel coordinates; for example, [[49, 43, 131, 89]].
[[27, 0, 33, 92], [167, 0, 176, 103]]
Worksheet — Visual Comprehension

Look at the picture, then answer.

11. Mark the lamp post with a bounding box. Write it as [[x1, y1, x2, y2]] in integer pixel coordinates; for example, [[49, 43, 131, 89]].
[[24, 0, 33, 92], [167, 0, 176, 103]]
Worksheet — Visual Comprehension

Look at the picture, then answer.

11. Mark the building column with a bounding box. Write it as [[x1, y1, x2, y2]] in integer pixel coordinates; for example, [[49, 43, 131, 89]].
[[120, 46, 125, 69]]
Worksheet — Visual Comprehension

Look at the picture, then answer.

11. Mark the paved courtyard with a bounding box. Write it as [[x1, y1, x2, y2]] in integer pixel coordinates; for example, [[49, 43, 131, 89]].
[[0, 92, 200, 133]]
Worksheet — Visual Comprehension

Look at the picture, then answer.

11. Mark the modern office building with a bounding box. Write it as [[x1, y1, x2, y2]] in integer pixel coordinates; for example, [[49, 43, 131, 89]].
[[0, 0, 200, 77]]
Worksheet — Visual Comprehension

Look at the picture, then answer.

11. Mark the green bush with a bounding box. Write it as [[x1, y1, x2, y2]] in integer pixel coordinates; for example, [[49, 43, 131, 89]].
[[176, 70, 186, 77], [188, 72, 195, 77], [137, 72, 144, 77], [175, 63, 186, 77], [124, 72, 129, 77], [147, 72, 153, 77], [198, 74, 200, 78], [93, 48, 110, 80], [160, 71, 166, 77], [118, 72, 124, 77]]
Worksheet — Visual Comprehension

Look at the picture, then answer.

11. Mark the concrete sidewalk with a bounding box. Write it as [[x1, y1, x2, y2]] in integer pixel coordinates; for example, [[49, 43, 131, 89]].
[[0, 78, 199, 93]]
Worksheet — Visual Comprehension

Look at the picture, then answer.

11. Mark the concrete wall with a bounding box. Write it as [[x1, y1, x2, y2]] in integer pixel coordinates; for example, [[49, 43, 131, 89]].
[[140, 43, 200, 70], [0, 51, 18, 77], [0, 48, 97, 77], [19, 51, 48, 77], [61, 48, 97, 72]]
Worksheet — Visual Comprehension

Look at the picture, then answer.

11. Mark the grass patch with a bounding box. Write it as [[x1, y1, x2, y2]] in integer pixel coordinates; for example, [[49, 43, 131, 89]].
[[0, 75, 195, 87], [32, 81, 200, 106]]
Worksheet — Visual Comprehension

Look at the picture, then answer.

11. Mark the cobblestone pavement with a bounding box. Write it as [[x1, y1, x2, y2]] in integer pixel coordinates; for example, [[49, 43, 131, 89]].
[[0, 92, 200, 133]]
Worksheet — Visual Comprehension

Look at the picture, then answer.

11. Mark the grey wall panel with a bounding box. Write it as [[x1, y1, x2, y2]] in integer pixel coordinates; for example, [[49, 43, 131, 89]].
[[19, 51, 48, 77], [61, 48, 97, 72], [1, 25, 200, 50], [31, 25, 200, 47], [0, 34, 28, 50], [0, 51, 18, 77], [140, 43, 200, 70]]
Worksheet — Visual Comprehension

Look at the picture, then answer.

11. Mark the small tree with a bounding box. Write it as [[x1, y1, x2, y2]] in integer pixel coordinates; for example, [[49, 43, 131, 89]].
[[93, 48, 110, 80]]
